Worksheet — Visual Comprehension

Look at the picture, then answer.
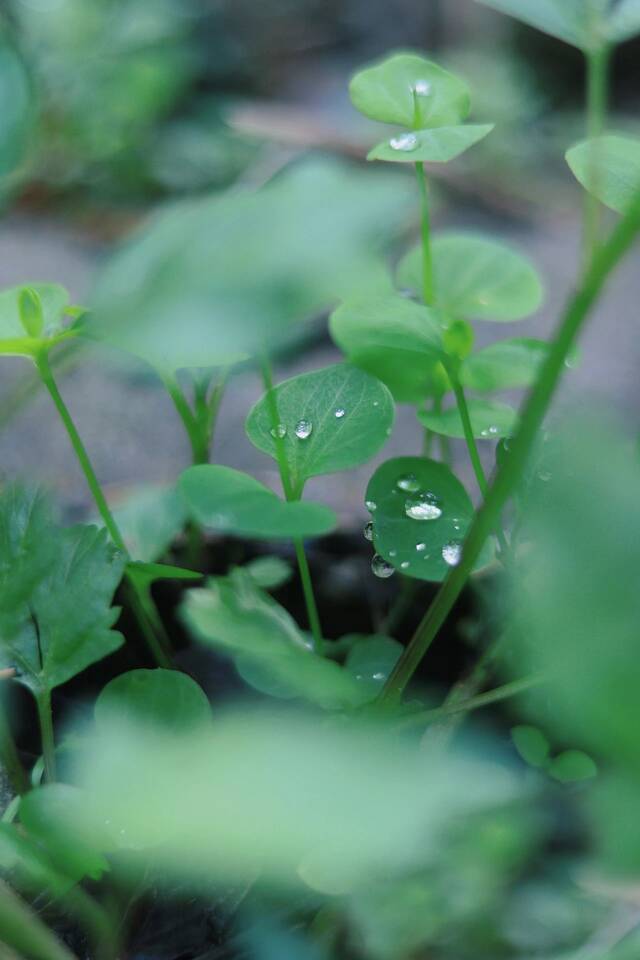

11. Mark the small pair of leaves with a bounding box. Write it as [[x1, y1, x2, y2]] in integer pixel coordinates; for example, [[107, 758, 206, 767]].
[[566, 135, 640, 214], [246, 364, 395, 494], [460, 338, 548, 392], [367, 125, 494, 164], [365, 456, 491, 581], [474, 0, 640, 50], [419, 398, 517, 440], [95, 668, 211, 735], [179, 465, 336, 540], [0, 485, 125, 694], [181, 570, 371, 709], [0, 283, 75, 357], [397, 233, 544, 322], [329, 295, 443, 404], [511, 726, 597, 783]]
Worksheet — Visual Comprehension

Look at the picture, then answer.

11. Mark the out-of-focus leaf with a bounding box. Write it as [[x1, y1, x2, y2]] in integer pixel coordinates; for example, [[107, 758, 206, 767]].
[[243, 556, 293, 591], [511, 725, 550, 768], [461, 338, 548, 391], [179, 465, 336, 540], [367, 125, 493, 163], [472, 0, 607, 50], [344, 635, 403, 695], [95, 669, 211, 735], [0, 34, 34, 202], [329, 295, 443, 404], [110, 484, 187, 562], [566, 135, 640, 214], [609, 0, 640, 42], [349, 53, 471, 128], [397, 234, 543, 322], [0, 485, 125, 694], [549, 750, 597, 783], [418, 398, 517, 439], [246, 364, 394, 492], [0, 283, 71, 357]]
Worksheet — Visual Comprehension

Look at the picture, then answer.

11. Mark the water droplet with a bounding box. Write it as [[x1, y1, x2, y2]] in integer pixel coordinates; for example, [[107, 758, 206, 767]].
[[488, 425, 499, 436], [416, 542, 427, 552], [389, 549, 397, 558], [405, 492, 442, 521], [452, 517, 463, 532], [373, 400, 380, 407], [396, 473, 420, 493], [389, 132, 419, 153], [413, 79, 432, 96], [365, 499, 377, 513], [372, 672, 386, 682], [363, 520, 374, 542], [270, 423, 287, 439], [442, 540, 462, 566], [294, 418, 313, 439], [334, 407, 346, 419], [371, 554, 395, 579], [400, 560, 410, 570]]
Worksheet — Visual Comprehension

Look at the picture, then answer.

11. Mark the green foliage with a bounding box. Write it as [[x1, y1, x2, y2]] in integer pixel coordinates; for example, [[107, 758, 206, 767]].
[[111, 484, 187, 562], [367, 125, 493, 163], [473, 0, 640, 50], [511, 725, 550, 768], [246, 364, 394, 493], [0, 283, 72, 356], [397, 233, 543, 322], [0, 486, 125, 694], [179, 465, 336, 540], [0, 32, 34, 203], [95, 669, 211, 734], [460, 338, 548, 391], [418, 398, 517, 439], [344, 636, 404, 695], [566, 135, 640, 213]]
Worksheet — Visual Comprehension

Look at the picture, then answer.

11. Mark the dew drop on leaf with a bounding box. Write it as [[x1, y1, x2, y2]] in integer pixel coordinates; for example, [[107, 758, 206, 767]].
[[363, 520, 374, 542], [396, 473, 420, 493], [400, 561, 410, 570], [442, 540, 462, 566], [334, 407, 346, 419], [404, 492, 442, 521], [415, 542, 427, 552], [365, 499, 377, 512], [389, 132, 419, 152], [294, 418, 313, 439], [270, 423, 287, 439], [413, 79, 432, 96], [371, 554, 395, 578]]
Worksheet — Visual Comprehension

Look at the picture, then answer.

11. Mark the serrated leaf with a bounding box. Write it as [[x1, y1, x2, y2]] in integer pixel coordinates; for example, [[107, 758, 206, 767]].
[[179, 465, 336, 540], [181, 570, 368, 709], [367, 124, 493, 163], [95, 669, 211, 734], [397, 233, 543, 322], [245, 364, 395, 493], [329, 295, 443, 403], [566, 135, 640, 214], [365, 456, 489, 582], [110, 484, 187, 562], [418, 397, 517, 439], [473, 0, 607, 50], [349, 53, 471, 128], [460, 338, 548, 391], [0, 485, 125, 694], [0, 283, 71, 357]]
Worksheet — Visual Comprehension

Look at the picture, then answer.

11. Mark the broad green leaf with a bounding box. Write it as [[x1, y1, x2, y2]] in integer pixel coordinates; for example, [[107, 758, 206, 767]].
[[344, 635, 404, 695], [0, 34, 34, 203], [329, 295, 443, 404], [566, 135, 640, 214], [110, 484, 187, 562], [608, 0, 640, 42], [418, 398, 517, 439], [349, 53, 471, 129], [365, 456, 486, 582], [95, 669, 211, 734], [0, 283, 71, 357], [511, 725, 550, 768], [472, 0, 607, 50], [0, 485, 125, 694], [397, 233, 544, 322], [367, 124, 493, 164], [86, 159, 412, 374], [460, 338, 548, 391], [0, 823, 75, 895], [181, 570, 367, 709], [245, 364, 395, 492], [548, 750, 597, 783], [179, 465, 336, 540]]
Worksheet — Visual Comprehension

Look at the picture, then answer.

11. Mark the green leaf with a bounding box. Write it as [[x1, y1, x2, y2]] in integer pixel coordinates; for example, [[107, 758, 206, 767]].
[[566, 135, 640, 214], [367, 125, 493, 163], [0, 283, 71, 357], [243, 556, 293, 591], [85, 159, 412, 374], [181, 570, 367, 709], [126, 561, 201, 590], [329, 295, 443, 404], [365, 456, 486, 582], [511, 725, 550, 768], [245, 364, 395, 492], [608, 0, 640, 42], [397, 233, 544, 322], [549, 750, 597, 783], [179, 465, 336, 540], [95, 669, 211, 734], [110, 484, 187, 562], [0, 34, 35, 204], [0, 485, 125, 694], [349, 53, 471, 129], [418, 398, 517, 439], [460, 338, 548, 391], [344, 635, 404, 695], [18, 288, 44, 338], [472, 0, 606, 50]]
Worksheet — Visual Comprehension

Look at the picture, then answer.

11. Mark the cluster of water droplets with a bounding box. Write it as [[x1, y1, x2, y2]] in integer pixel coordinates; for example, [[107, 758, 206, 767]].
[[480, 425, 500, 438], [389, 132, 419, 153]]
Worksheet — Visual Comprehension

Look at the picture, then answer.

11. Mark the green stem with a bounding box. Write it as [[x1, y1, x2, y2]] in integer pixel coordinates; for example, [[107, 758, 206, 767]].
[[397, 674, 544, 730], [36, 688, 55, 783], [0, 691, 28, 795], [293, 540, 323, 653], [415, 162, 435, 306], [380, 185, 640, 704], [163, 373, 210, 465], [0, 879, 77, 960], [583, 44, 610, 268]]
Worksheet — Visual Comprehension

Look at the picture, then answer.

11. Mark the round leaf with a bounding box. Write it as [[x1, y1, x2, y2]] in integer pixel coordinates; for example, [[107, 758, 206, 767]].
[[329, 295, 443, 403], [365, 456, 485, 582], [418, 398, 517, 439], [349, 53, 471, 129], [460, 338, 548, 391], [344, 635, 404, 694], [245, 364, 395, 491], [367, 125, 493, 164], [95, 669, 211, 734], [566, 135, 640, 214], [397, 233, 544, 322], [179, 465, 336, 540]]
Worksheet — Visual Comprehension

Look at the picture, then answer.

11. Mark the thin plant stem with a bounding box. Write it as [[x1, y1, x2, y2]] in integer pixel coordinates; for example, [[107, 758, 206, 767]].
[[0, 879, 77, 960], [259, 356, 323, 648], [583, 44, 610, 268], [396, 674, 545, 730], [0, 690, 28, 795], [35, 688, 55, 783], [379, 185, 640, 704], [415, 162, 435, 306], [163, 373, 210, 465]]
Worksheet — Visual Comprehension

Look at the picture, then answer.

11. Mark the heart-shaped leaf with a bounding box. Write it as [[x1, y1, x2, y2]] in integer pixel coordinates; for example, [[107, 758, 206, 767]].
[[473, 0, 606, 50], [0, 283, 71, 357], [245, 364, 395, 493], [179, 465, 336, 540], [566, 135, 640, 213], [460, 338, 548, 391], [397, 233, 543, 321], [367, 125, 493, 164], [350, 53, 471, 128], [365, 456, 489, 581], [418, 398, 517, 439], [96, 669, 211, 734], [329, 295, 443, 403]]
